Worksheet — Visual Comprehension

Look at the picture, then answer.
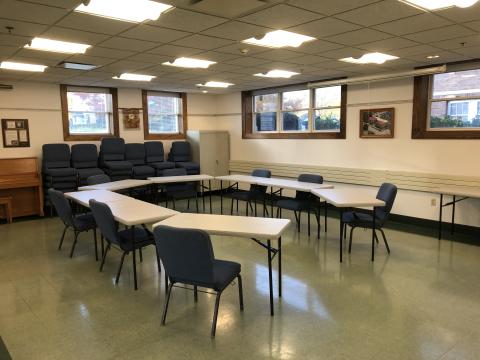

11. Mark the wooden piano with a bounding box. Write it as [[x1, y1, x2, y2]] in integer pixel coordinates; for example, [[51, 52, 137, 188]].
[[0, 157, 44, 219]]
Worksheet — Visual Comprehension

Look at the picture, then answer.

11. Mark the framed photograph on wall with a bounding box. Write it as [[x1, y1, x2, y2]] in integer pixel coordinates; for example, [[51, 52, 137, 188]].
[[359, 108, 395, 138], [1, 119, 30, 147], [121, 108, 141, 130]]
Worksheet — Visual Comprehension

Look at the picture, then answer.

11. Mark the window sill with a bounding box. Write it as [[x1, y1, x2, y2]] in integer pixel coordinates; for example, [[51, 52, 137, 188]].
[[63, 134, 115, 141], [243, 132, 345, 139], [144, 133, 186, 140]]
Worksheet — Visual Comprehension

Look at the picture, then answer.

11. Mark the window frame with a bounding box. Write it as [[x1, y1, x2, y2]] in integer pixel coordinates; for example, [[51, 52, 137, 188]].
[[60, 84, 119, 141], [243, 82, 347, 139], [142, 89, 187, 140], [412, 61, 480, 139]]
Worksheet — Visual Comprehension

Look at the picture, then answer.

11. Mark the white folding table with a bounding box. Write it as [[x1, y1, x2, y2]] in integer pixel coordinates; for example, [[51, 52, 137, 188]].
[[148, 174, 214, 213], [153, 213, 291, 316], [79, 179, 152, 192], [66, 190, 179, 290], [312, 188, 385, 262]]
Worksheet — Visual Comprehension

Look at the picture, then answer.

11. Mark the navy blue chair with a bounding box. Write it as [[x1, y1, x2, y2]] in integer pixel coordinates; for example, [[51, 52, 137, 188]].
[[87, 174, 111, 185], [145, 141, 175, 176], [167, 141, 200, 175], [343, 183, 397, 254], [71, 144, 104, 186], [48, 188, 98, 260], [153, 225, 243, 338], [275, 174, 323, 236], [89, 199, 160, 287], [99, 138, 132, 181], [228, 169, 271, 217], [162, 168, 198, 212], [125, 143, 155, 179]]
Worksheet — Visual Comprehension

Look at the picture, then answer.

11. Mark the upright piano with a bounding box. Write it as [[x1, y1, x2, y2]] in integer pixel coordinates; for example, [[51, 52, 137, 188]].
[[0, 157, 44, 219]]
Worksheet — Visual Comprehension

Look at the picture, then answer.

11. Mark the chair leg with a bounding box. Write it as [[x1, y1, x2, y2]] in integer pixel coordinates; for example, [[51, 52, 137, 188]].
[[196, 193, 199, 213], [237, 275, 244, 311], [245, 201, 249, 216], [211, 291, 222, 338], [161, 282, 174, 325], [348, 226, 355, 253], [379, 228, 391, 253], [155, 246, 161, 273], [69, 231, 79, 258], [58, 225, 68, 250], [100, 244, 110, 271], [172, 198, 176, 210], [344, 223, 347, 239], [115, 252, 127, 284], [236, 199, 239, 213], [93, 229, 98, 261], [194, 285, 198, 303], [276, 206, 280, 218], [374, 230, 380, 246], [298, 211, 301, 233], [307, 210, 311, 236], [101, 235, 105, 258], [230, 198, 234, 215], [139, 247, 143, 262], [187, 198, 190, 209], [254, 201, 257, 217]]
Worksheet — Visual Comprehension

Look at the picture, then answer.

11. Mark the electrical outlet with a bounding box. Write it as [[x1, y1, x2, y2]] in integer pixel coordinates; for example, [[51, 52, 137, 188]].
[[431, 198, 436, 206]]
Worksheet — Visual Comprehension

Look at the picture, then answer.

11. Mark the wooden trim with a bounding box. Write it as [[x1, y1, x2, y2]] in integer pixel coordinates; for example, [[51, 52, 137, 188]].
[[242, 84, 347, 139], [60, 84, 119, 141], [412, 74, 480, 139], [359, 107, 395, 139], [142, 89, 187, 140]]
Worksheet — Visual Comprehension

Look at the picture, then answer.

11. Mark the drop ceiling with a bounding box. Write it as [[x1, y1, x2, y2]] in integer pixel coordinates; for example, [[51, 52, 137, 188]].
[[0, 0, 479, 93]]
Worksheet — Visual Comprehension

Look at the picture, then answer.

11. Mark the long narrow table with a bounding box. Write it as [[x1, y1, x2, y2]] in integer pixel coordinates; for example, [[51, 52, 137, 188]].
[[79, 179, 152, 192], [435, 186, 480, 240], [153, 213, 291, 316], [148, 174, 214, 213], [312, 188, 385, 262], [66, 189, 179, 290]]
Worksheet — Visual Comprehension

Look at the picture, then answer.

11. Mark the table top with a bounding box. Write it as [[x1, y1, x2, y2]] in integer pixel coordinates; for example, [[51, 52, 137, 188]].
[[434, 186, 480, 198], [65, 190, 130, 207], [256, 178, 334, 192], [79, 179, 152, 191], [312, 188, 385, 208], [153, 213, 291, 239], [148, 174, 214, 183], [215, 174, 265, 184]]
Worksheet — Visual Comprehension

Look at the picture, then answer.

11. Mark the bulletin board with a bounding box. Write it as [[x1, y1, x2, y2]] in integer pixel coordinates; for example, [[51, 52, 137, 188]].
[[1, 119, 30, 148]]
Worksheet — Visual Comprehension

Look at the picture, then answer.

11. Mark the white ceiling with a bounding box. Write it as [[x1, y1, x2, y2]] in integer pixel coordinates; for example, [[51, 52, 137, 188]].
[[0, 0, 479, 93]]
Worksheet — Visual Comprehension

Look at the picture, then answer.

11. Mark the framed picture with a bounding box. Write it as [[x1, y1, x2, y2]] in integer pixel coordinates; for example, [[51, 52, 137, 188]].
[[359, 108, 395, 138], [2, 119, 30, 147], [121, 108, 141, 130]]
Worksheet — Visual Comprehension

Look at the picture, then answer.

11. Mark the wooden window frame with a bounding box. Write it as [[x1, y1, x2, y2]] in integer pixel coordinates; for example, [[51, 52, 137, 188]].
[[142, 89, 187, 140], [60, 84, 119, 141], [242, 83, 347, 139]]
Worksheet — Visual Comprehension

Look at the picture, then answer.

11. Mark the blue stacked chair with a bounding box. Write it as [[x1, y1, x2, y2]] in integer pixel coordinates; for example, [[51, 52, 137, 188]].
[[125, 143, 155, 179], [71, 144, 105, 186], [144, 141, 175, 176], [167, 141, 200, 175], [99, 138, 133, 181]]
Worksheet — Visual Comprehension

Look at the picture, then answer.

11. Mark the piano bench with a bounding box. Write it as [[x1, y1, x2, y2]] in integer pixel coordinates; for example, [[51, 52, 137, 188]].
[[0, 197, 12, 223]]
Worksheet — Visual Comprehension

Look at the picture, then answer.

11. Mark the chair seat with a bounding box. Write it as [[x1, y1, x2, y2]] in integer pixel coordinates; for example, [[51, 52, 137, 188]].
[[118, 228, 154, 251], [342, 211, 382, 228], [77, 167, 104, 180], [133, 165, 155, 178], [104, 161, 133, 170], [175, 162, 200, 172], [73, 213, 96, 231], [276, 198, 311, 212], [149, 161, 175, 170], [44, 167, 77, 177], [228, 189, 266, 202]]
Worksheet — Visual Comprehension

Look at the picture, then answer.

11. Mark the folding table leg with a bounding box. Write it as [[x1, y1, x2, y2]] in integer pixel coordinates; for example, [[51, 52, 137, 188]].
[[278, 237, 282, 298], [267, 239, 274, 316], [438, 194, 443, 240], [220, 180, 223, 214], [451, 195, 456, 235], [371, 207, 376, 262], [339, 208, 344, 262], [209, 180, 212, 214], [131, 226, 138, 290]]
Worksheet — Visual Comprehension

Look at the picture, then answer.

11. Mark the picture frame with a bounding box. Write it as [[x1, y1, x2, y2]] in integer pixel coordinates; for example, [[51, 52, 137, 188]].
[[121, 108, 141, 130], [1, 119, 30, 147], [359, 108, 395, 138]]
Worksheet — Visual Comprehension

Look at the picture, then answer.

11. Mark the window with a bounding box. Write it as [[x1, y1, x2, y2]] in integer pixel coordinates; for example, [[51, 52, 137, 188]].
[[142, 90, 187, 140], [60, 84, 119, 141], [412, 63, 480, 139], [244, 83, 346, 139]]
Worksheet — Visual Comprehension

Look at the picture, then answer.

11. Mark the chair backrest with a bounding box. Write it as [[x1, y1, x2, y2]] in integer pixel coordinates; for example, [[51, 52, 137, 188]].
[[99, 137, 125, 165], [125, 143, 146, 166], [42, 144, 71, 170], [375, 183, 397, 224], [153, 226, 215, 285], [250, 168, 271, 193], [71, 144, 99, 169], [145, 141, 165, 163], [87, 174, 111, 185], [89, 200, 120, 246], [296, 174, 323, 201], [48, 188, 74, 227], [168, 141, 191, 162]]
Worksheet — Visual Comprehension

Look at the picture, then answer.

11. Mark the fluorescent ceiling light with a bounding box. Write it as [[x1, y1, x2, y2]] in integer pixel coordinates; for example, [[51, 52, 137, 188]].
[[113, 73, 156, 81], [197, 81, 233, 88], [75, 0, 172, 23], [0, 61, 47, 72], [340, 52, 399, 65], [426, 55, 440, 59], [25, 37, 90, 54], [399, 0, 479, 10], [58, 61, 97, 70], [242, 30, 316, 48], [254, 69, 300, 78], [163, 57, 216, 69]]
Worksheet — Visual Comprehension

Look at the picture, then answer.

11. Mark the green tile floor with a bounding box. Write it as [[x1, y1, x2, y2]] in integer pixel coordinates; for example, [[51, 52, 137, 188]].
[[0, 199, 479, 360]]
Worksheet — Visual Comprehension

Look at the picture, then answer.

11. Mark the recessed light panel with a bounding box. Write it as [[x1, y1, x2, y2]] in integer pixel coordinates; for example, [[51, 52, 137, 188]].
[[340, 52, 399, 65], [75, 0, 172, 23], [113, 73, 156, 81], [399, 0, 479, 10], [163, 57, 216, 69], [0, 61, 47, 72], [25, 38, 90, 54], [254, 70, 300, 78], [58, 62, 97, 70], [242, 30, 316, 48], [197, 81, 233, 88]]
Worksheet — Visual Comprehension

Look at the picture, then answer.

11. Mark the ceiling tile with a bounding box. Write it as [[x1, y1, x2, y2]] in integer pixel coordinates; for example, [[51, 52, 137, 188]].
[[357, 37, 419, 52], [239, 4, 321, 28], [21, 0, 81, 9], [123, 53, 171, 64], [0, 45, 18, 58], [150, 8, 228, 33], [431, 35, 480, 50], [0, 19, 47, 37], [452, 45, 480, 57], [121, 25, 189, 43], [225, 56, 270, 67], [64, 54, 116, 67], [0, 33, 30, 47], [15, 48, 70, 62], [372, 13, 453, 36], [436, 3, 480, 23], [287, 54, 330, 65], [463, 20, 480, 32], [388, 44, 441, 57], [6, 55, 58, 66], [214, 43, 268, 56], [185, 0, 276, 18], [0, 0, 68, 24], [320, 47, 367, 60], [56, 13, 133, 35], [404, 25, 476, 44], [0, 70, 32, 81], [42, 27, 110, 45], [253, 49, 302, 61], [148, 44, 203, 57], [192, 51, 240, 62], [171, 34, 233, 50], [405, 50, 470, 63], [288, 18, 361, 39], [208, 63, 243, 72], [86, 46, 136, 59], [286, 0, 379, 15], [201, 21, 270, 41], [98, 37, 158, 52], [99, 60, 155, 73], [325, 28, 392, 46], [295, 39, 344, 54]]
